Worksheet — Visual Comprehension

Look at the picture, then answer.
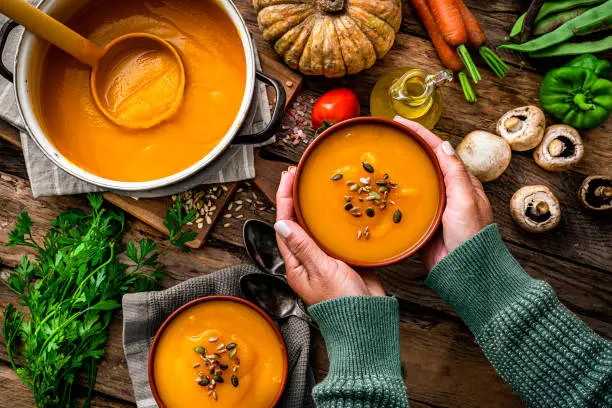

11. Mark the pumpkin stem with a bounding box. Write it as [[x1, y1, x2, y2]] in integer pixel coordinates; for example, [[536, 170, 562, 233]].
[[316, 0, 344, 13]]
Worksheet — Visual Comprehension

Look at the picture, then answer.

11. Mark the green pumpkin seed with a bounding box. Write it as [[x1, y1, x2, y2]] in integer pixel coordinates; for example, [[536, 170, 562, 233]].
[[194, 346, 206, 354], [231, 375, 239, 387], [393, 209, 402, 223], [349, 184, 360, 191], [226, 343, 237, 350], [220, 363, 228, 370], [214, 375, 224, 383], [362, 162, 375, 173], [368, 191, 381, 200], [331, 173, 343, 181], [229, 349, 237, 359], [375, 180, 387, 186], [366, 207, 375, 217], [379, 186, 389, 194], [383, 173, 389, 180], [199, 377, 210, 386], [344, 202, 354, 211]]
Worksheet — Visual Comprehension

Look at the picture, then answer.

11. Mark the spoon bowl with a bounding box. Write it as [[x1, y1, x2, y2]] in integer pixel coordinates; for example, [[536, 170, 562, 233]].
[[243, 219, 285, 275]]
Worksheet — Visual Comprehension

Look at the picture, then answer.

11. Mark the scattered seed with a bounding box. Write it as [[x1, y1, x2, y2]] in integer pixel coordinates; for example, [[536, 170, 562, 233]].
[[344, 202, 354, 211], [209, 337, 218, 343], [224, 223, 231, 228], [232, 375, 239, 387], [224, 214, 232, 219], [235, 205, 243, 211], [236, 214, 244, 219], [365, 207, 375, 217], [362, 162, 375, 173], [331, 173, 343, 181], [197, 222, 204, 229], [221, 185, 229, 192], [229, 349, 237, 359], [194, 346, 206, 354], [205, 215, 212, 225], [393, 209, 402, 223]]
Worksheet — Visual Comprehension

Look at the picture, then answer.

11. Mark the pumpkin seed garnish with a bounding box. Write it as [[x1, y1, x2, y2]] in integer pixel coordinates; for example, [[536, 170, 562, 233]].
[[199, 377, 210, 386], [379, 186, 389, 194], [359, 177, 371, 185], [357, 230, 363, 240], [231, 375, 239, 387], [208, 337, 218, 343], [393, 209, 402, 223], [351, 211, 362, 217], [216, 343, 225, 351], [383, 173, 389, 179], [213, 391, 218, 401], [376, 180, 387, 186], [226, 343, 237, 350], [193, 363, 201, 368], [344, 202, 354, 211], [349, 183, 360, 192], [331, 173, 343, 181], [368, 191, 381, 200], [194, 346, 206, 354], [344, 195, 352, 202], [229, 349, 237, 359], [365, 207, 375, 217], [214, 375, 224, 383], [220, 363, 229, 370], [362, 162, 375, 173]]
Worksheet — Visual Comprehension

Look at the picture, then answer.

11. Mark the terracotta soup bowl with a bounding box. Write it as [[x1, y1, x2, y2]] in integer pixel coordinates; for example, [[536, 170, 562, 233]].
[[293, 117, 445, 267], [148, 295, 288, 408]]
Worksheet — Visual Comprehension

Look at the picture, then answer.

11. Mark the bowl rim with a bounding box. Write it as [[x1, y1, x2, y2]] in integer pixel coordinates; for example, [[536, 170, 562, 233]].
[[147, 295, 289, 408], [292, 116, 446, 268]]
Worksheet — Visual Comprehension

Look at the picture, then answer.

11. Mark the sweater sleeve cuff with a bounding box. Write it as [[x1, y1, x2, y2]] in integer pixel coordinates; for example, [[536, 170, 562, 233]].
[[425, 224, 536, 336], [308, 296, 402, 378]]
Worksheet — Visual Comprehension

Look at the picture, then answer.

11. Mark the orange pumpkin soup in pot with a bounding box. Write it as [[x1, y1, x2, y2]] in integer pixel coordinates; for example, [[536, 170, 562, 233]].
[[295, 118, 444, 266], [34, 0, 246, 182], [150, 297, 287, 408]]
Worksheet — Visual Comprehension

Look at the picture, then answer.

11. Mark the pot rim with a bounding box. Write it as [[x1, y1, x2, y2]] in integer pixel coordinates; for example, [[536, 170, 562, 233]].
[[147, 294, 289, 408], [292, 116, 446, 268], [14, 0, 256, 191]]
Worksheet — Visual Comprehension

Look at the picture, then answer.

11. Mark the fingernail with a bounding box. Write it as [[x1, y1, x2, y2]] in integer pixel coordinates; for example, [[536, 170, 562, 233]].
[[441, 141, 455, 156], [281, 170, 287, 176], [288, 166, 297, 174], [274, 220, 292, 239]]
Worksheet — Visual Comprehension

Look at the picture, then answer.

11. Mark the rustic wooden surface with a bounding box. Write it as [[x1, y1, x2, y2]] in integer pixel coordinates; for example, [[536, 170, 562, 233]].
[[0, 0, 610, 407]]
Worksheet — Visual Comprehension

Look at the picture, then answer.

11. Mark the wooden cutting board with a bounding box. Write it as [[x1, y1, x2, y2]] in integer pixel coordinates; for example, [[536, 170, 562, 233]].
[[0, 53, 302, 248]]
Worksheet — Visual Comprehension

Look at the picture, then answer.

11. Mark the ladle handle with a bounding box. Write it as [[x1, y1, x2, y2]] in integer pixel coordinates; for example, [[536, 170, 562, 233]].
[[0, 0, 104, 67]]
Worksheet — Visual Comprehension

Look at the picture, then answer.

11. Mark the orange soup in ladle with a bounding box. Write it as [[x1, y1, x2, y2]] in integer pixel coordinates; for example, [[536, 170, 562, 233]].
[[0, 0, 185, 129]]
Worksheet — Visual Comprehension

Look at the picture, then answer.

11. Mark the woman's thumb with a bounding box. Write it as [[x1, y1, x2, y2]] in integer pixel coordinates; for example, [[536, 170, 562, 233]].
[[435, 141, 475, 201], [274, 220, 328, 274]]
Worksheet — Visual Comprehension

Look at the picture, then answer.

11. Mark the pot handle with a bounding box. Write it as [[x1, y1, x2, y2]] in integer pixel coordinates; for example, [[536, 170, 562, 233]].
[[232, 70, 286, 145], [0, 21, 18, 82]]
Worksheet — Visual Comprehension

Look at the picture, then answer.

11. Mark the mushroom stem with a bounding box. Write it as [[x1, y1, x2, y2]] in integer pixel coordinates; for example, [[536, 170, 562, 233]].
[[315, 0, 345, 12], [529, 200, 550, 217], [595, 186, 612, 199], [547, 139, 565, 157], [504, 116, 522, 133]]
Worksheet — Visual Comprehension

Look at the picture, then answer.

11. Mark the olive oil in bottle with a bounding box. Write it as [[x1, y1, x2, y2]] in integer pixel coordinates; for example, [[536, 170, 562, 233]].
[[370, 68, 452, 129]]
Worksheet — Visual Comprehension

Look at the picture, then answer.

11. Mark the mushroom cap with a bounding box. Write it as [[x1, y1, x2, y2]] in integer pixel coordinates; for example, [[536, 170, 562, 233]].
[[497, 105, 546, 151], [456, 130, 512, 183], [534, 125, 584, 172], [579, 175, 612, 211], [510, 185, 561, 233]]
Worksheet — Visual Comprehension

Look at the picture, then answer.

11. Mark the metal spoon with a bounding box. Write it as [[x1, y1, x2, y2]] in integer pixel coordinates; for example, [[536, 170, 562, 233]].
[[240, 273, 314, 326], [243, 219, 285, 275]]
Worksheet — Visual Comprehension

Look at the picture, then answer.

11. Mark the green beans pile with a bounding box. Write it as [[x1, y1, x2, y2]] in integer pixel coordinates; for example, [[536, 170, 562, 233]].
[[502, 0, 611, 57]]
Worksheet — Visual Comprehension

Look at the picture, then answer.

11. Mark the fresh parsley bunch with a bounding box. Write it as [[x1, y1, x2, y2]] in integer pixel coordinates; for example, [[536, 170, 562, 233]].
[[2, 193, 196, 407]]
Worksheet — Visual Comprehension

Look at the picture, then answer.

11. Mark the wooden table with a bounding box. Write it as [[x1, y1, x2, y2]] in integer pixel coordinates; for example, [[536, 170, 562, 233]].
[[0, 1, 610, 407]]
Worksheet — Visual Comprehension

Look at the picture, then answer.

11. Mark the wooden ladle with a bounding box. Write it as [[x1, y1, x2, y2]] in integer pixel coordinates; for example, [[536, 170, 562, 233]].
[[0, 0, 185, 129]]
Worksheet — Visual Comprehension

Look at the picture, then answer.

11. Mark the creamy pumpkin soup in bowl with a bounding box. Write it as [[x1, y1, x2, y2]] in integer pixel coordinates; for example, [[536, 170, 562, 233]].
[[149, 296, 287, 408], [294, 117, 445, 267]]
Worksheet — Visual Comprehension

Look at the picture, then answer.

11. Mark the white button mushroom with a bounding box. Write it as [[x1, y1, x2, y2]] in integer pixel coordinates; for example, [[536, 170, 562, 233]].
[[579, 175, 611, 211], [534, 125, 584, 172], [456, 131, 512, 183], [510, 185, 561, 233], [496, 105, 546, 151]]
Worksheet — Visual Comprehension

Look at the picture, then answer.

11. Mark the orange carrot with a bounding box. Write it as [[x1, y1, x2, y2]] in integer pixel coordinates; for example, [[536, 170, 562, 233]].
[[425, 0, 468, 47], [454, 0, 486, 48], [410, 0, 464, 72]]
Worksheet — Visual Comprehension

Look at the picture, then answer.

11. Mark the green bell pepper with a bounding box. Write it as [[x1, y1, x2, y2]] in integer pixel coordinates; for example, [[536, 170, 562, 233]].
[[540, 57, 612, 129], [563, 54, 611, 78]]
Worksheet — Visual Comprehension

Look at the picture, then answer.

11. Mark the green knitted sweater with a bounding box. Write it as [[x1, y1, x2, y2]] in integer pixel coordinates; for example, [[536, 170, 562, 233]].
[[308, 224, 612, 407]]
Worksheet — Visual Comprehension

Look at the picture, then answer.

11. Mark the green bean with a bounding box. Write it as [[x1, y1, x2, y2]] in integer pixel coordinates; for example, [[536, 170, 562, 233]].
[[529, 35, 612, 57], [533, 7, 591, 36], [458, 71, 476, 104], [509, 0, 605, 39], [501, 0, 612, 52]]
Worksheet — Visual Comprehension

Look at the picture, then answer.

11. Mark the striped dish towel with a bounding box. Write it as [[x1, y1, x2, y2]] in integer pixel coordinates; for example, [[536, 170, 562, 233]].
[[0, 15, 271, 198]]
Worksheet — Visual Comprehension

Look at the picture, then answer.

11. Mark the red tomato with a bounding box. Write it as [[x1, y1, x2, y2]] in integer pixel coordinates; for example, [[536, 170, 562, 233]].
[[311, 88, 360, 134]]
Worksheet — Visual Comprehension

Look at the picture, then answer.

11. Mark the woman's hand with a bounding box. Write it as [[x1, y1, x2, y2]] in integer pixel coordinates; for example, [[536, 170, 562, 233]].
[[274, 167, 386, 306], [392, 117, 494, 271]]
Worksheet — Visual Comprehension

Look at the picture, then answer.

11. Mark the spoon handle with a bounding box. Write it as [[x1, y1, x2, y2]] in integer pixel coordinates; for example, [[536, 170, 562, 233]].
[[0, 0, 104, 66], [292, 305, 318, 329]]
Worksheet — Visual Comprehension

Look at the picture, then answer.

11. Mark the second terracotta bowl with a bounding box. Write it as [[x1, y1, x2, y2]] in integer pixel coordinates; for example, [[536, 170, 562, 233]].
[[292, 116, 446, 268]]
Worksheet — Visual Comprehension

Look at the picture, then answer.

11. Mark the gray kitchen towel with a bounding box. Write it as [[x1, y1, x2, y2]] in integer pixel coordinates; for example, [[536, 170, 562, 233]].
[[0, 16, 272, 198], [122, 264, 316, 408]]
